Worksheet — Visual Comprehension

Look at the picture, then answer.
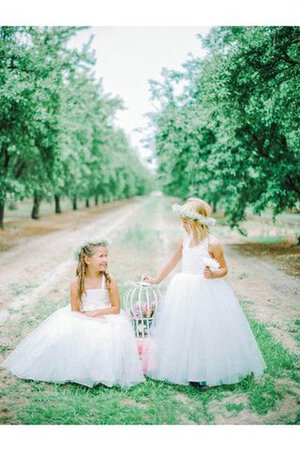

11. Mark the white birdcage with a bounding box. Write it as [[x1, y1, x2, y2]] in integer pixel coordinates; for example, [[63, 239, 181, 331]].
[[123, 281, 162, 338]]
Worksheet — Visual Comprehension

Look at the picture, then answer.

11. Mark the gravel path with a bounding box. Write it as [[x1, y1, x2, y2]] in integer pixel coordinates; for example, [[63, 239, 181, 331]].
[[0, 195, 299, 425]]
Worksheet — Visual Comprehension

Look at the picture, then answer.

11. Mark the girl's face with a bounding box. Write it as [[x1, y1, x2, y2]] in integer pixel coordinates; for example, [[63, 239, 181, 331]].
[[85, 246, 108, 271]]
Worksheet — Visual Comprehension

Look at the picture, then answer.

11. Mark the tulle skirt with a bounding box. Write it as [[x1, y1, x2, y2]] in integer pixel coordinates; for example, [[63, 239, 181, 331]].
[[1, 306, 145, 388], [146, 273, 266, 386]]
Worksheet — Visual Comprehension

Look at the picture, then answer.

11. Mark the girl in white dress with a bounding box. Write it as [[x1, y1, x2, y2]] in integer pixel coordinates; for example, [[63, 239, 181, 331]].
[[144, 198, 266, 387], [2, 237, 145, 388]]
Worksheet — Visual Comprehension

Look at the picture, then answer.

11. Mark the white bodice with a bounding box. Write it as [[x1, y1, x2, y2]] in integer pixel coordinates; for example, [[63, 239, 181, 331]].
[[81, 276, 111, 312], [181, 231, 211, 275]]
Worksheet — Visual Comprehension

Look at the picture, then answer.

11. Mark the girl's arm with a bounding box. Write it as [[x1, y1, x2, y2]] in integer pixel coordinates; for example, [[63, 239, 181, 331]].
[[143, 240, 183, 284], [204, 238, 228, 279], [70, 279, 86, 315]]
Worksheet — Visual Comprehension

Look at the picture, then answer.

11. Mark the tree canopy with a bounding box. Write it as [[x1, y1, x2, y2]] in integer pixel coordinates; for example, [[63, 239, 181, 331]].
[[148, 26, 300, 231], [0, 26, 151, 226]]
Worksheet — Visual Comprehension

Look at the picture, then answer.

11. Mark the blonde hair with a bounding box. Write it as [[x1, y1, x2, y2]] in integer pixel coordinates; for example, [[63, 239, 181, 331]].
[[75, 243, 111, 308], [184, 197, 212, 243]]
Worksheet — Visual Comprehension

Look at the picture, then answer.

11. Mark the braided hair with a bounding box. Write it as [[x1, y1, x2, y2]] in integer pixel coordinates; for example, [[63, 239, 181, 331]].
[[75, 242, 111, 309]]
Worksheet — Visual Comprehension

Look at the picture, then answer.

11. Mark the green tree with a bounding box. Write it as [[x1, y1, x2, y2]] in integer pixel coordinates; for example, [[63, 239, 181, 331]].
[[0, 26, 151, 227], [149, 26, 300, 231]]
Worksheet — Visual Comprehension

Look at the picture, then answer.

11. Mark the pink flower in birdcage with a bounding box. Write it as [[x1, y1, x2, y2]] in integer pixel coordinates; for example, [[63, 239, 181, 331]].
[[146, 306, 153, 318], [130, 301, 156, 320], [124, 282, 162, 339]]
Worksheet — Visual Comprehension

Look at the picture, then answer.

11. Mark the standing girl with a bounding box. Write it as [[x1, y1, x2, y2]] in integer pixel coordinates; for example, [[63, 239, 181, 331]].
[[2, 237, 145, 388], [144, 198, 266, 387]]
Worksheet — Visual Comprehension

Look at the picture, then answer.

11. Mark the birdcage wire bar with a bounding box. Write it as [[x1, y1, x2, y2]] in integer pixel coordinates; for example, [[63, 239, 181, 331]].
[[124, 282, 162, 338]]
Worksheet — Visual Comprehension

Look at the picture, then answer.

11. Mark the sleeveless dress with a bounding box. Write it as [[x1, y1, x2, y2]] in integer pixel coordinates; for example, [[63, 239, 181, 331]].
[[146, 231, 266, 386], [1, 276, 145, 388]]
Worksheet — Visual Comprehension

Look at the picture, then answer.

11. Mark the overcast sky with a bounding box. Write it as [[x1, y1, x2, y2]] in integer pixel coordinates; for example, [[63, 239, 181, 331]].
[[69, 27, 211, 162]]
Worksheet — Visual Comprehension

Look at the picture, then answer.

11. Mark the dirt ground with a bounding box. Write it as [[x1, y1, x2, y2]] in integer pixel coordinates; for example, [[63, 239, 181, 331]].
[[0, 197, 146, 324], [223, 241, 300, 354], [0, 195, 299, 424]]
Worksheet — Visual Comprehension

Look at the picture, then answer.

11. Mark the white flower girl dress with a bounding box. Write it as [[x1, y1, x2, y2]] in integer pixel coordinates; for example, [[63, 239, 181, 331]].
[[146, 231, 266, 386], [2, 276, 144, 388]]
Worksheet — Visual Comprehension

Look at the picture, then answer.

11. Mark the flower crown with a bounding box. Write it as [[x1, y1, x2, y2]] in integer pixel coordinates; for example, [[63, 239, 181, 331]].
[[172, 203, 216, 227], [74, 236, 111, 260]]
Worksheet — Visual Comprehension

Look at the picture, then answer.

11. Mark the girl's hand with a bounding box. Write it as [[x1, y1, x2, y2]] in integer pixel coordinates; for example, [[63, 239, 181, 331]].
[[203, 266, 214, 279], [142, 274, 159, 284], [83, 311, 98, 317]]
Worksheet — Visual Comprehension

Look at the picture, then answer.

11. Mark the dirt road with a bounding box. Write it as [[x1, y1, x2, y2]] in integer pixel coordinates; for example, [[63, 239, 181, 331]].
[[0, 195, 299, 424], [0, 197, 152, 325]]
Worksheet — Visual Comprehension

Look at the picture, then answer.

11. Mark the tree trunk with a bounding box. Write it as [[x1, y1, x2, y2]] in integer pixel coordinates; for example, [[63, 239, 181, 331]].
[[54, 195, 62, 214], [95, 195, 99, 206], [72, 196, 77, 211], [213, 199, 217, 213], [0, 202, 4, 229], [8, 201, 17, 211], [86, 198, 90, 208], [31, 192, 41, 220]]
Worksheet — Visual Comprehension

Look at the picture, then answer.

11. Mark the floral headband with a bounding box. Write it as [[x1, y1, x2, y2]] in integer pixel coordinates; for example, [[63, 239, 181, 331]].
[[74, 236, 111, 260], [172, 203, 216, 227]]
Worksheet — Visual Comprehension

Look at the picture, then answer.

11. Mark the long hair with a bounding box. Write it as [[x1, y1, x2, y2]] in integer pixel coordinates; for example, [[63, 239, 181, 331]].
[[184, 197, 212, 243], [75, 243, 111, 309]]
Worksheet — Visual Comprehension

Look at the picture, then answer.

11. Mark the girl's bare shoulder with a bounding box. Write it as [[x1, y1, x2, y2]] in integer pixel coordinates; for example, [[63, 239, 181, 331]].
[[108, 273, 118, 286], [109, 273, 116, 282], [208, 235, 222, 248]]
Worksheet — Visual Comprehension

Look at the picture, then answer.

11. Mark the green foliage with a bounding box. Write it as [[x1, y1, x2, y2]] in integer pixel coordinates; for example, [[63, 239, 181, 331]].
[[0, 26, 152, 225], [149, 26, 300, 230]]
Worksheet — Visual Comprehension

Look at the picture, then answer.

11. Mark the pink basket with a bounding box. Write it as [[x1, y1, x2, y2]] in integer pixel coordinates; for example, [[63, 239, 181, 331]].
[[136, 338, 154, 374]]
